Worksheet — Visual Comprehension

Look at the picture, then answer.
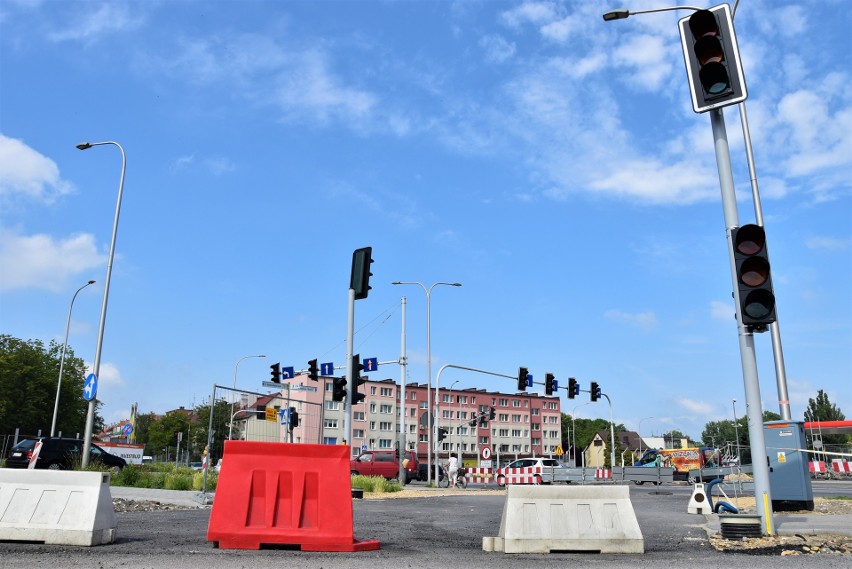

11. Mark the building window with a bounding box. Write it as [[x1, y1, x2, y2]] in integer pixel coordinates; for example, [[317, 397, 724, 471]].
[[419, 401, 428, 409], [353, 429, 365, 438], [323, 437, 337, 445], [354, 411, 365, 421], [324, 419, 338, 429], [325, 400, 340, 411], [499, 429, 508, 437], [499, 398, 508, 406], [531, 408, 539, 416], [512, 414, 521, 423], [511, 429, 521, 437], [499, 414, 508, 422], [370, 403, 377, 413], [381, 387, 393, 397], [380, 404, 392, 414], [369, 421, 376, 430], [512, 400, 520, 407], [479, 436, 489, 444], [379, 421, 392, 431], [370, 386, 377, 395], [379, 439, 392, 449]]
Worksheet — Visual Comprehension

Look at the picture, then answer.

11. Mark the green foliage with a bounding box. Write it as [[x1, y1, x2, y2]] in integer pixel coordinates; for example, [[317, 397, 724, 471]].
[[164, 472, 193, 490], [805, 390, 848, 446], [0, 334, 103, 436], [350, 475, 402, 494]]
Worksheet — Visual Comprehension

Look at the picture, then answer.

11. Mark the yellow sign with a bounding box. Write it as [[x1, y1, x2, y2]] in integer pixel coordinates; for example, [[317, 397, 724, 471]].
[[555, 445, 564, 455], [778, 452, 786, 463], [265, 408, 276, 422]]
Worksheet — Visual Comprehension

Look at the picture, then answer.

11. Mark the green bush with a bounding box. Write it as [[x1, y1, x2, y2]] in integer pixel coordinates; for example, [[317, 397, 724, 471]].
[[350, 475, 401, 494], [164, 472, 193, 491]]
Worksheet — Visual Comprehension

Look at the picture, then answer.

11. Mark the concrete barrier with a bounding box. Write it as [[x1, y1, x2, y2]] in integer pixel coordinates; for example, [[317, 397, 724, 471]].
[[687, 482, 711, 514], [483, 484, 644, 554], [0, 469, 117, 546]]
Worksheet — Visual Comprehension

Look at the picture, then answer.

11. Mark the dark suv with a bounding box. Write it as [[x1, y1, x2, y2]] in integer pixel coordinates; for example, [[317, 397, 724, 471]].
[[4, 438, 127, 471]]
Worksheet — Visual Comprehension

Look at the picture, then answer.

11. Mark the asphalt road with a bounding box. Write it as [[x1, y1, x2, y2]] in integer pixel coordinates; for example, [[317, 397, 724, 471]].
[[1, 483, 850, 568]]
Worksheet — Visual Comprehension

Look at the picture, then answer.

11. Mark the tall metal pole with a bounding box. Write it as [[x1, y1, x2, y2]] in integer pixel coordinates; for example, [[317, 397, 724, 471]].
[[738, 101, 792, 420], [398, 297, 407, 482], [51, 279, 95, 437], [392, 281, 461, 484], [602, 393, 616, 468], [229, 355, 265, 440], [76, 141, 125, 467], [711, 108, 774, 534], [344, 288, 355, 448], [732, 399, 742, 466]]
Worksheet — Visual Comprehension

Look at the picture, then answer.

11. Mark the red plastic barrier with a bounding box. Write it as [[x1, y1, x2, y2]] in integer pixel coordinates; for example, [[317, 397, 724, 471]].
[[207, 441, 379, 551]]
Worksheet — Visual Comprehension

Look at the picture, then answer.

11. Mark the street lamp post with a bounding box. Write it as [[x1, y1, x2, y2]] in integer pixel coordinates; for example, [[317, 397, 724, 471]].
[[448, 380, 459, 465], [637, 416, 655, 458], [229, 355, 266, 440], [391, 281, 461, 485], [732, 399, 741, 466], [51, 280, 96, 437], [572, 402, 591, 468], [76, 141, 126, 467]]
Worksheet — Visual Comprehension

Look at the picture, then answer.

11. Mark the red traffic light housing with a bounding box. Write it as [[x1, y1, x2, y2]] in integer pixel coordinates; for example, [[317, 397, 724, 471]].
[[332, 376, 347, 402], [590, 381, 600, 402]]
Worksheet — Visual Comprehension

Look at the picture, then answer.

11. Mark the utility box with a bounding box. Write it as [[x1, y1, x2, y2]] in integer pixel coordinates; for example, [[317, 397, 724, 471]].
[[763, 420, 814, 511]]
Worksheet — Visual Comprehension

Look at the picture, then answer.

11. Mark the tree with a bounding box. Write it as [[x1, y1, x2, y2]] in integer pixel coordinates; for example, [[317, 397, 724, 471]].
[[147, 410, 190, 461], [0, 335, 102, 437], [805, 390, 848, 446], [701, 410, 782, 465], [192, 398, 232, 463]]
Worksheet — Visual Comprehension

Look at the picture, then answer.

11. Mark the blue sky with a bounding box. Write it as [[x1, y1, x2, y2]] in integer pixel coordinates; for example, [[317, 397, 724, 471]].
[[1, 0, 849, 440]]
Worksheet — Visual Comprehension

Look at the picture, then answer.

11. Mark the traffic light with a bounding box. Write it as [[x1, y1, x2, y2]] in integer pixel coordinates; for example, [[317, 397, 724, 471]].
[[289, 407, 299, 429], [517, 367, 529, 391], [544, 372, 555, 396], [568, 377, 577, 399], [307, 359, 319, 381], [590, 381, 601, 402], [468, 418, 477, 427], [731, 224, 776, 331], [489, 407, 496, 421], [350, 353, 366, 405], [678, 4, 747, 113], [437, 427, 448, 442], [270, 363, 281, 383], [332, 376, 347, 402], [351, 247, 374, 300]]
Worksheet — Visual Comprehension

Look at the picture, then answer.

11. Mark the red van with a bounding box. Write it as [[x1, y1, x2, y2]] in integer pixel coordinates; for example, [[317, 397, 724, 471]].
[[350, 450, 418, 484]]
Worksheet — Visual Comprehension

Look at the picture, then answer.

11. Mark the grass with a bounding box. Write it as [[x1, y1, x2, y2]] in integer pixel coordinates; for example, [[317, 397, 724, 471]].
[[350, 475, 403, 494], [109, 463, 218, 491]]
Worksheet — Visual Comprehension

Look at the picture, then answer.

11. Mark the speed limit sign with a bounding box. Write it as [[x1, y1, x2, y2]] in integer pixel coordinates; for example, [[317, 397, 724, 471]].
[[481, 446, 492, 460]]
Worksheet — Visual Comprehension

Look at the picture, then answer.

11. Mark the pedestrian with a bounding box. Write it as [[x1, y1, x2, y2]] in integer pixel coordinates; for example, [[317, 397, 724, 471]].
[[447, 454, 459, 487]]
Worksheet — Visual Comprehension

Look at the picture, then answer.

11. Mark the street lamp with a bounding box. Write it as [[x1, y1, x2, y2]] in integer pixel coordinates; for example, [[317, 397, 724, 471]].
[[637, 416, 655, 457], [448, 379, 460, 464], [572, 402, 591, 468], [76, 141, 126, 467], [229, 355, 266, 440], [732, 399, 741, 466], [391, 281, 461, 484], [50, 279, 96, 437], [602, 4, 702, 21]]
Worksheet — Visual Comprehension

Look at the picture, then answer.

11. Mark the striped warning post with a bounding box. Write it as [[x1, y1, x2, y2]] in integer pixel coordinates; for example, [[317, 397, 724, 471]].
[[495, 466, 543, 486], [595, 468, 612, 479], [809, 461, 826, 473], [466, 467, 493, 480], [831, 460, 850, 474]]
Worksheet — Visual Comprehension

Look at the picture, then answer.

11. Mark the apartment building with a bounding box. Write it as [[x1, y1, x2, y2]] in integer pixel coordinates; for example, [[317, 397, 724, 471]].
[[280, 373, 562, 464]]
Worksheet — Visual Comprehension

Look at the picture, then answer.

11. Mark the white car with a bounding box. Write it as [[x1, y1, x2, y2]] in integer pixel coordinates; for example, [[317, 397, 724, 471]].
[[495, 457, 567, 486]]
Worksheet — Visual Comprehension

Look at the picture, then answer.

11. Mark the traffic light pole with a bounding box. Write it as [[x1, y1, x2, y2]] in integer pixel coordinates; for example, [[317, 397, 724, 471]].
[[738, 101, 792, 421], [344, 287, 355, 449], [711, 107, 774, 535]]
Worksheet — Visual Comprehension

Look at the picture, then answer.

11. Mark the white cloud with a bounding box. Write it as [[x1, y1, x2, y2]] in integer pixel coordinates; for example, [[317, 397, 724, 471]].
[[674, 397, 715, 416], [501, 2, 560, 28], [0, 134, 74, 203], [0, 229, 104, 292], [85, 361, 124, 387], [604, 309, 658, 329], [479, 34, 516, 64], [47, 3, 144, 43], [710, 300, 734, 321], [805, 236, 851, 251]]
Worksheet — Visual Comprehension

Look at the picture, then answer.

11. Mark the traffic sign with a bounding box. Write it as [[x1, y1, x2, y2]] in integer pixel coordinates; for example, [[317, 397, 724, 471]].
[[321, 362, 334, 376], [363, 357, 378, 372], [265, 408, 277, 422], [279, 408, 289, 425], [361, 444, 368, 452], [555, 445, 564, 455], [281, 366, 295, 380], [481, 446, 492, 460], [83, 373, 97, 401], [122, 423, 133, 437]]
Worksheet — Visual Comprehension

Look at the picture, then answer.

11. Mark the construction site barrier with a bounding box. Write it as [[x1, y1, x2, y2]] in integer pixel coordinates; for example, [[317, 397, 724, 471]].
[[809, 461, 826, 473], [831, 460, 850, 474], [483, 484, 644, 554], [0, 469, 117, 546], [207, 441, 379, 551], [687, 482, 712, 515]]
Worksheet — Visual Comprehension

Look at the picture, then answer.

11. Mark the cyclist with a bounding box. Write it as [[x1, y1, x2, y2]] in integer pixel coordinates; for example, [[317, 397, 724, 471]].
[[447, 454, 459, 487]]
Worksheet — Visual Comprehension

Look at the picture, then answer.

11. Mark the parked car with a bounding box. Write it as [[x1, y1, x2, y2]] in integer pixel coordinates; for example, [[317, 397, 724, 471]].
[[494, 457, 567, 486], [417, 463, 445, 482], [189, 462, 204, 471], [4, 437, 127, 471], [350, 450, 418, 484]]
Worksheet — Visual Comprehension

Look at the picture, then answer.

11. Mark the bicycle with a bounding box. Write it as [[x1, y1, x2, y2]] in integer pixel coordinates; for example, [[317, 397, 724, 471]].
[[439, 467, 468, 489]]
